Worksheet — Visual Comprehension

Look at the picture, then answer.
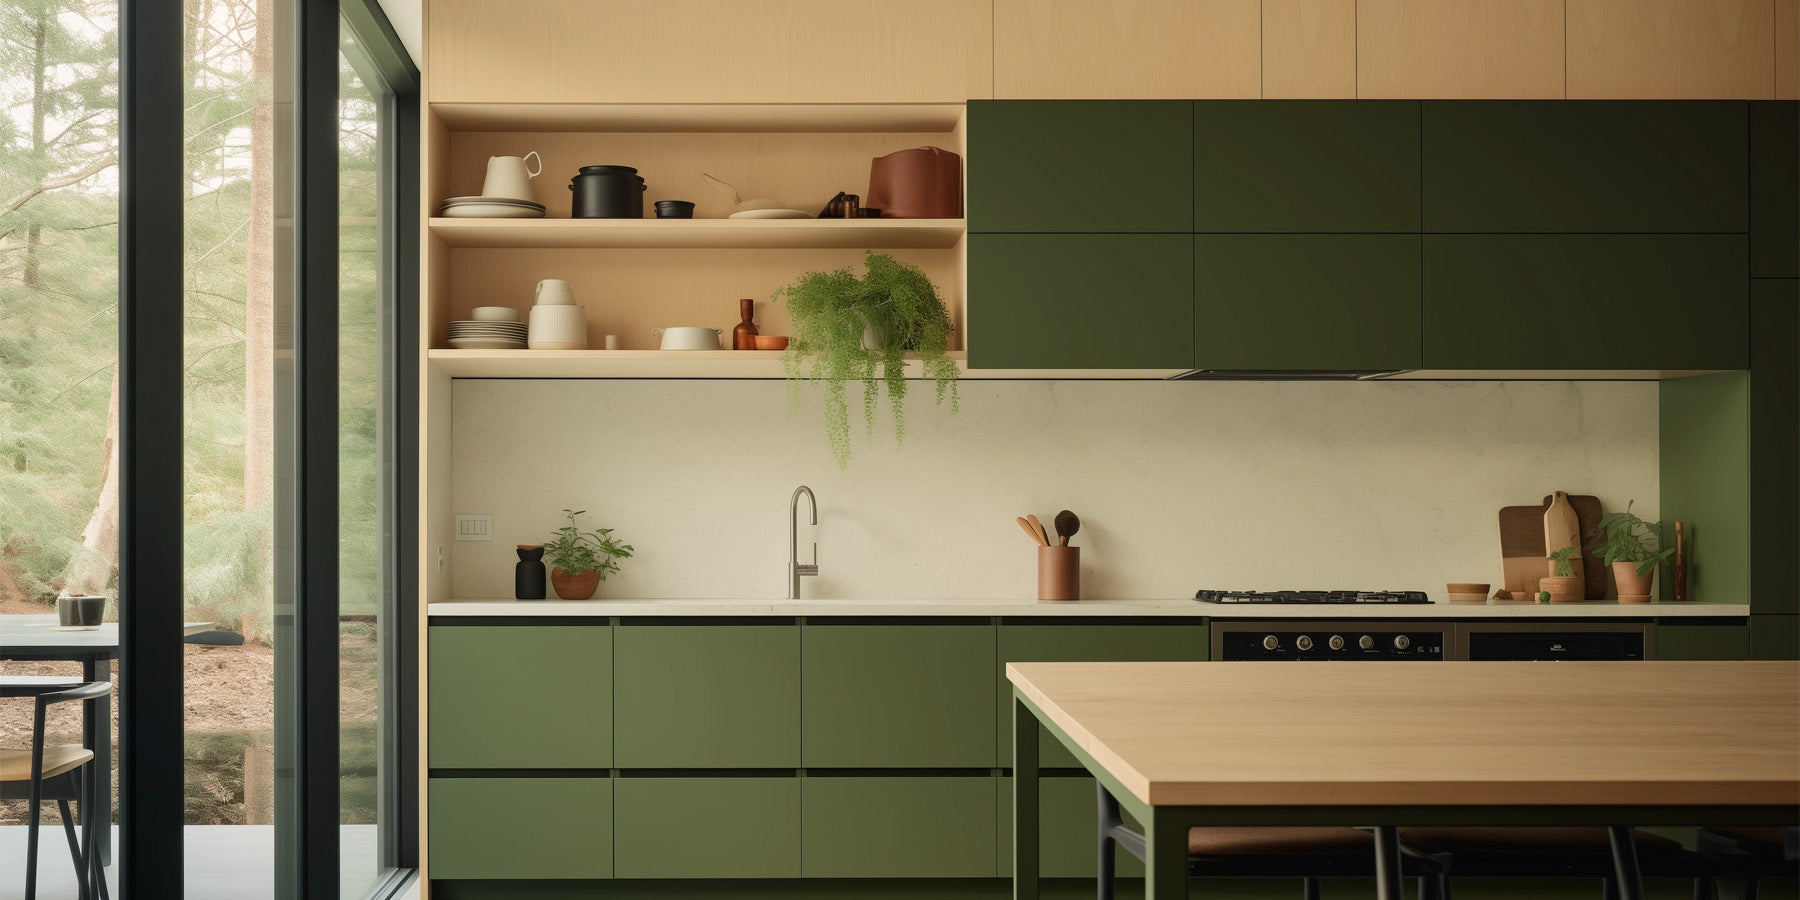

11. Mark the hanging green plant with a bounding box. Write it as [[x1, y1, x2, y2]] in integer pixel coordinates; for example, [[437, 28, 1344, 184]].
[[775, 251, 958, 467]]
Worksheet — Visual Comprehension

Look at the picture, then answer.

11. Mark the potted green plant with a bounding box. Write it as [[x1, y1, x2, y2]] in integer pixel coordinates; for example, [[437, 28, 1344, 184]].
[[1590, 501, 1674, 603], [542, 508, 633, 600], [776, 251, 958, 468], [1540, 545, 1583, 603]]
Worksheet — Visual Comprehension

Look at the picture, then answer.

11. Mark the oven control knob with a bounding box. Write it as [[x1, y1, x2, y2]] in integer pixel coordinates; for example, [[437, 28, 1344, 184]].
[[1262, 635, 1280, 651], [1357, 634, 1375, 650], [1328, 635, 1346, 651], [1394, 634, 1412, 651], [1295, 635, 1314, 651]]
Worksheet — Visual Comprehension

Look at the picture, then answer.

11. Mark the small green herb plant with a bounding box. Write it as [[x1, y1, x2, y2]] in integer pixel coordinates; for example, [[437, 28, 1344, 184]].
[[1590, 500, 1674, 578], [1547, 545, 1580, 578], [776, 251, 958, 468], [543, 509, 633, 579]]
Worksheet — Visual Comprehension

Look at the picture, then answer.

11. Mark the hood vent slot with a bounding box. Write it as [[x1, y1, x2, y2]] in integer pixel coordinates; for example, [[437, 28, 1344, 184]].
[[1169, 369, 1412, 381]]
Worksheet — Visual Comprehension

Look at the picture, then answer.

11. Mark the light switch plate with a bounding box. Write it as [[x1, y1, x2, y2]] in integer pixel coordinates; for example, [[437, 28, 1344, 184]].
[[454, 514, 492, 541]]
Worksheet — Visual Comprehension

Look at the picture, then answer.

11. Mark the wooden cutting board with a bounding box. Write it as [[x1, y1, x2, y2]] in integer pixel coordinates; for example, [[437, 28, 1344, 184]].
[[1498, 494, 1605, 600]]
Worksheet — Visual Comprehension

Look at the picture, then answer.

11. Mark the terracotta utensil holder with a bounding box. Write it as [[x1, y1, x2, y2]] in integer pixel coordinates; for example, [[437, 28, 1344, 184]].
[[1037, 546, 1079, 602]]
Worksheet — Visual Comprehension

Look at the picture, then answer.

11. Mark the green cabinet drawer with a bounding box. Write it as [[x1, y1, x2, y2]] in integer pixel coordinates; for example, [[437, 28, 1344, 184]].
[[1656, 623, 1749, 660], [1749, 102, 1797, 277], [1750, 615, 1800, 660], [998, 623, 1208, 767], [613, 624, 799, 768], [1194, 235, 1422, 372], [967, 234, 1194, 370], [1423, 101, 1747, 233], [998, 775, 1143, 879], [1423, 235, 1748, 370], [428, 777, 611, 879], [613, 777, 799, 878], [968, 100, 1193, 234], [1194, 100, 1420, 232], [802, 624, 996, 767], [428, 625, 611, 769], [801, 776, 997, 878]]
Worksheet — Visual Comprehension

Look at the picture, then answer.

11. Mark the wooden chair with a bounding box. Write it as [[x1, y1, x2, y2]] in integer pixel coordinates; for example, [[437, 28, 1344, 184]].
[[1, 677, 113, 900], [1697, 826, 1799, 900]]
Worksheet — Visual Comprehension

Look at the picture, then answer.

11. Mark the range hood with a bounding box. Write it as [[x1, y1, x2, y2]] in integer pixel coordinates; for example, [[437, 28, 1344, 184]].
[[1169, 369, 1413, 381]]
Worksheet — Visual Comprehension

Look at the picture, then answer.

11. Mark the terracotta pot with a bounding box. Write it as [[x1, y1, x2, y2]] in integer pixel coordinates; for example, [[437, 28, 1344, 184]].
[[551, 566, 600, 600], [1538, 575, 1583, 604], [1612, 561, 1655, 603]]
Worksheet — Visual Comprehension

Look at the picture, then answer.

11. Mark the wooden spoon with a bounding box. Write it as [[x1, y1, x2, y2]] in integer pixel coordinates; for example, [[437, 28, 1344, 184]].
[[1016, 516, 1048, 547], [1054, 510, 1080, 547], [1026, 514, 1052, 548]]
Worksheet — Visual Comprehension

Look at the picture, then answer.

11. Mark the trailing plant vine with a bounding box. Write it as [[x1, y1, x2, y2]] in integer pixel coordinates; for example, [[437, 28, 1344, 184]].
[[776, 252, 959, 467]]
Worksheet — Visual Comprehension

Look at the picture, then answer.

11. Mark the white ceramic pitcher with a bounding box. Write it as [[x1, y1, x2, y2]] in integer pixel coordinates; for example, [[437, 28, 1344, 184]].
[[483, 151, 542, 201], [535, 278, 574, 305]]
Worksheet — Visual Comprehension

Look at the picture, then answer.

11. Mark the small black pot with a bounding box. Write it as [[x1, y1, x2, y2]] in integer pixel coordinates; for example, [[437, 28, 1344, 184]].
[[654, 200, 695, 219], [571, 165, 646, 218]]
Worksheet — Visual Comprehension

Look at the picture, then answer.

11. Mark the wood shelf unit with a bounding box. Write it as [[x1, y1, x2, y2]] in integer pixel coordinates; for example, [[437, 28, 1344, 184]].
[[432, 102, 968, 134], [429, 217, 966, 250], [425, 349, 1178, 381]]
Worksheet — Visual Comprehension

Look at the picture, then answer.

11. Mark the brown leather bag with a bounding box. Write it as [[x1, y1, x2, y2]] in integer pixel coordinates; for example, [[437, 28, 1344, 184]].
[[866, 147, 962, 218]]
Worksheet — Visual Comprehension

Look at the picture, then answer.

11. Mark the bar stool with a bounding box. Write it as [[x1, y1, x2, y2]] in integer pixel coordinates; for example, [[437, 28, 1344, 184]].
[[1398, 826, 1715, 900], [1, 676, 114, 900], [1697, 826, 1799, 899]]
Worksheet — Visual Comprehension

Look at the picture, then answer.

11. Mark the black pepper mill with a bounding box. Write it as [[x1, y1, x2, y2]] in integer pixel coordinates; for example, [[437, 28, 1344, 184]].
[[515, 545, 546, 599]]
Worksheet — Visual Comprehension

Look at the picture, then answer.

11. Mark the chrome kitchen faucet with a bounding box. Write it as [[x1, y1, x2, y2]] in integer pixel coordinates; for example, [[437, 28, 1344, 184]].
[[788, 485, 819, 599]]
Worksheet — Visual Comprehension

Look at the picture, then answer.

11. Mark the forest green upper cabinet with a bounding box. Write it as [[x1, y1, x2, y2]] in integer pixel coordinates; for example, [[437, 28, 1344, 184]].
[[427, 625, 610, 769], [1423, 236, 1748, 370], [1194, 236, 1422, 372], [967, 234, 1193, 369], [613, 624, 800, 768], [1749, 102, 1798, 278], [802, 624, 996, 768], [968, 101, 1193, 234], [1423, 102, 1747, 234], [1194, 101, 1420, 233]]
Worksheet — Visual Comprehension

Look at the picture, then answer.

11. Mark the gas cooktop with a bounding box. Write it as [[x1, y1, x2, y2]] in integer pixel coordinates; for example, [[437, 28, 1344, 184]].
[[1194, 589, 1431, 604]]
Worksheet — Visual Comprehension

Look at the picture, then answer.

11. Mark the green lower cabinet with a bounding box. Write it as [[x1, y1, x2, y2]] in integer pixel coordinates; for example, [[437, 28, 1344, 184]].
[[801, 776, 997, 878], [802, 624, 996, 768], [1424, 235, 1749, 370], [613, 624, 800, 767], [1751, 615, 1800, 660], [1655, 622, 1750, 660], [613, 777, 800, 878], [967, 234, 1194, 370], [998, 775, 1144, 879], [998, 623, 1209, 767], [1194, 235, 1422, 372], [428, 625, 611, 768], [428, 777, 611, 879]]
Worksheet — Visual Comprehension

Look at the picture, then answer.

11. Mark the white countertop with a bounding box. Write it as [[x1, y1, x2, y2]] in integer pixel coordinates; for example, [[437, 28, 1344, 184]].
[[427, 597, 1750, 618]]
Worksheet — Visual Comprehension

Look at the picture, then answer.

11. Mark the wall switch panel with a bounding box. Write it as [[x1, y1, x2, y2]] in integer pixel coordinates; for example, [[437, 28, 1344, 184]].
[[454, 514, 492, 541]]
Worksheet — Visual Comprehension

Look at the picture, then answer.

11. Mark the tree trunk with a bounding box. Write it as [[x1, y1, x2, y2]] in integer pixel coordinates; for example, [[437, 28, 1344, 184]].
[[24, 12, 47, 288], [64, 361, 121, 596]]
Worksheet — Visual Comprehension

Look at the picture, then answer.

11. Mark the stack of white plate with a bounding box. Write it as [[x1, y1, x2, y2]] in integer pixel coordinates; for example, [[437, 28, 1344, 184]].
[[440, 196, 546, 218], [446, 320, 527, 349]]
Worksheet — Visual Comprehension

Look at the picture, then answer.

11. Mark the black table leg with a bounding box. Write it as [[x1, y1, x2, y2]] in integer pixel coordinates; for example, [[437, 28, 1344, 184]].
[[1375, 825, 1404, 900], [83, 657, 112, 866], [1608, 826, 1645, 900]]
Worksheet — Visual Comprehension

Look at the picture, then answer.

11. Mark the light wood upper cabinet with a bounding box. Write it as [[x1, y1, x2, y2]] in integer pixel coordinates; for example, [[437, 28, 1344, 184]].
[[1262, 0, 1356, 98], [425, 0, 993, 103], [993, 0, 1260, 98], [1568, 0, 1776, 98], [1357, 0, 1565, 98]]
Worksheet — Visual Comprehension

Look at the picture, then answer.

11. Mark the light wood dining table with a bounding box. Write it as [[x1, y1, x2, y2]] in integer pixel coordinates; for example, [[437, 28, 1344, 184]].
[[1007, 660, 1800, 900]]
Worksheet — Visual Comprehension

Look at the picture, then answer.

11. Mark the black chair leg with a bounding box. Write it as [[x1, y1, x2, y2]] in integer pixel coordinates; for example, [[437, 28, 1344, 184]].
[[26, 774, 43, 900], [1303, 876, 1321, 900], [1742, 878, 1760, 900], [58, 797, 90, 900], [1692, 876, 1712, 900], [1603, 876, 1618, 900]]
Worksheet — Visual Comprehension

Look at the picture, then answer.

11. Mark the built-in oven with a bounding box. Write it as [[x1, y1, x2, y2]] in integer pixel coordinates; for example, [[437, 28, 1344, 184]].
[[1213, 621, 1448, 661], [1455, 621, 1651, 660]]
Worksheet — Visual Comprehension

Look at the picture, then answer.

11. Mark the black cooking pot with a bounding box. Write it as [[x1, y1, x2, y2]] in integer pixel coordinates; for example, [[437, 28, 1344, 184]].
[[571, 165, 646, 218]]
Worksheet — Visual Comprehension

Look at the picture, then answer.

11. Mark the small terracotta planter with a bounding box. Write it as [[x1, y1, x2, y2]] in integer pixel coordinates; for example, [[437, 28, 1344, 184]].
[[1539, 575, 1583, 604], [1613, 561, 1655, 603], [551, 567, 601, 600]]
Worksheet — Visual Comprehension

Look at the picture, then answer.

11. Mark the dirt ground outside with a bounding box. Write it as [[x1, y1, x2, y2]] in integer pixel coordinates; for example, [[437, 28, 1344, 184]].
[[1, 596, 380, 827]]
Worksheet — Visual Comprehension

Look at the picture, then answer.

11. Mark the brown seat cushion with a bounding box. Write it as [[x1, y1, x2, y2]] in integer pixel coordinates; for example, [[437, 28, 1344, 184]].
[[1704, 827, 1787, 856], [0, 745, 94, 782], [1189, 826, 1373, 856], [1399, 827, 1683, 857]]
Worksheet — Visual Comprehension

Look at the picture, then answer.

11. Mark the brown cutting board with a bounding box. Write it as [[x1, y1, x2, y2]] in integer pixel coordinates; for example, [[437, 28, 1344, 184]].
[[1498, 494, 1605, 600]]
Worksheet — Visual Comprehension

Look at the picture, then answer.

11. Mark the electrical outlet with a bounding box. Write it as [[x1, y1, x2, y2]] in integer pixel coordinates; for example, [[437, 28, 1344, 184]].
[[454, 514, 493, 541]]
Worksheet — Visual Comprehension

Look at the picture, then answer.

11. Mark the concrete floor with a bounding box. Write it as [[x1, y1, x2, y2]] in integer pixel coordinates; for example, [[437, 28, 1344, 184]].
[[0, 824, 387, 900]]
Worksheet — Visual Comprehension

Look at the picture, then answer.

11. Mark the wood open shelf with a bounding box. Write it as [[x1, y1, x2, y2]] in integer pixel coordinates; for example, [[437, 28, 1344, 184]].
[[431, 102, 965, 134], [426, 349, 1180, 381], [428, 217, 966, 250]]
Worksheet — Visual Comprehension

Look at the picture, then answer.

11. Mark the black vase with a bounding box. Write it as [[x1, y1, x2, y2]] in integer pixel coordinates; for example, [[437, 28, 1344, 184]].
[[515, 546, 546, 600]]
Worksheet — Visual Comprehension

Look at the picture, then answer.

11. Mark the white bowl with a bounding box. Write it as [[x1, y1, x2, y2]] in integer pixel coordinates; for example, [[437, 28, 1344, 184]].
[[471, 306, 519, 322], [654, 326, 721, 350]]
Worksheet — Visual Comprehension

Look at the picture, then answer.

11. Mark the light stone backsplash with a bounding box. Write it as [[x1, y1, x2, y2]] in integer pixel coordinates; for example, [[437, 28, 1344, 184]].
[[449, 379, 1658, 603]]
